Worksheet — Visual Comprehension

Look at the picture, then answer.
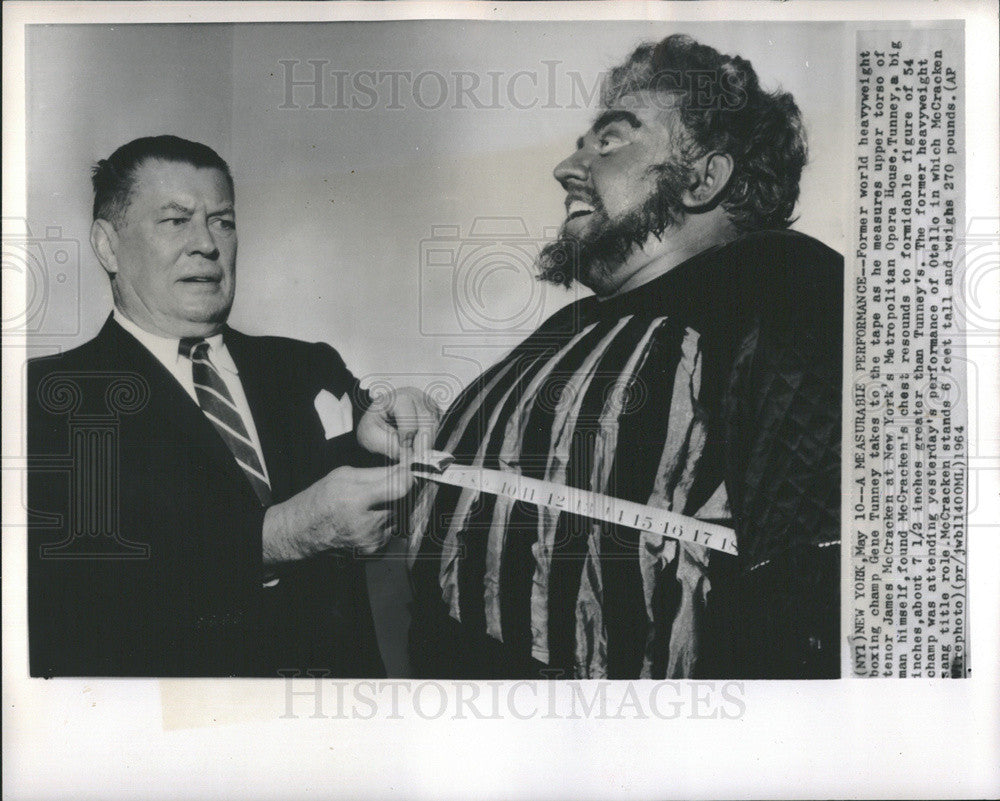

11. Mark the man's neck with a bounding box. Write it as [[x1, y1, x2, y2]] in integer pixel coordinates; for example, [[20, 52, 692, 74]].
[[112, 303, 224, 341], [113, 307, 178, 342], [600, 215, 739, 299]]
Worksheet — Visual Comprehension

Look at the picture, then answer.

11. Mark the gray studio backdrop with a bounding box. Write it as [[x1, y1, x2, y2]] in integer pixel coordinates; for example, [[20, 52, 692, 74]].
[[25, 20, 851, 674]]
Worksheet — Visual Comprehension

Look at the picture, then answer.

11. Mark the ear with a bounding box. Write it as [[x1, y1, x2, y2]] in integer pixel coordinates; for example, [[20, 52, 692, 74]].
[[681, 151, 734, 210], [90, 219, 119, 277]]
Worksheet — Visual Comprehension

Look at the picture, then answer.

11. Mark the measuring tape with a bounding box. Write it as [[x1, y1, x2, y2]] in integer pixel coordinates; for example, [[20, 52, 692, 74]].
[[410, 451, 738, 556]]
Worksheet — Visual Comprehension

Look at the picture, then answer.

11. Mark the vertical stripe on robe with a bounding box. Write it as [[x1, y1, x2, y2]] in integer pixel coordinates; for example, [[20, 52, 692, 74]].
[[482, 322, 609, 638], [640, 327, 713, 679], [528, 316, 636, 662], [408, 355, 524, 566], [426, 324, 598, 619]]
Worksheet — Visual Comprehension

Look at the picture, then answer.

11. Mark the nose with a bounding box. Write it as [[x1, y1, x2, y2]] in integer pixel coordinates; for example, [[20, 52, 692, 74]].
[[187, 213, 219, 259], [553, 146, 592, 187]]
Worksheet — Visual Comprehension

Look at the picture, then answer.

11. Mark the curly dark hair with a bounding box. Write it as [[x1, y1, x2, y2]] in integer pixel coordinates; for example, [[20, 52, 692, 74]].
[[601, 34, 807, 232]]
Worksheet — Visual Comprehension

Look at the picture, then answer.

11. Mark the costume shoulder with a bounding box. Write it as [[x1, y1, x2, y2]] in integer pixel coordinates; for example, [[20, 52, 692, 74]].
[[531, 292, 599, 337], [729, 229, 844, 342], [223, 328, 358, 400], [642, 229, 843, 346]]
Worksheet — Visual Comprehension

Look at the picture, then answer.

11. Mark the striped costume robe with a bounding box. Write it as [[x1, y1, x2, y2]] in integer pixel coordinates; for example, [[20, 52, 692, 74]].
[[407, 229, 843, 679]]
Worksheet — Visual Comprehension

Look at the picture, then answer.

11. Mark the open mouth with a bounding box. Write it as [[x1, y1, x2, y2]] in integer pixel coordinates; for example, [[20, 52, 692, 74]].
[[566, 198, 595, 221]]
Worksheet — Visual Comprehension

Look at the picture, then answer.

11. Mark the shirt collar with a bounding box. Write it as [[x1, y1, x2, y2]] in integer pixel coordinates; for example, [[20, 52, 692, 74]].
[[112, 309, 238, 375]]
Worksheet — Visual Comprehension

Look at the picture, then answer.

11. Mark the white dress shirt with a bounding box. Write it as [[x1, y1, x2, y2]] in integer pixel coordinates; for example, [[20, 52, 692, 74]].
[[113, 310, 271, 483]]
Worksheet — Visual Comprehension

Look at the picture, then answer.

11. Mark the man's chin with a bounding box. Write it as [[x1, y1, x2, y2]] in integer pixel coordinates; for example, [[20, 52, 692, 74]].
[[174, 300, 232, 330]]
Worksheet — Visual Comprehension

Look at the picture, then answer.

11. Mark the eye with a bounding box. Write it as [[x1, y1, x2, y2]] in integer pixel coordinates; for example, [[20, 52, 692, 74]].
[[596, 130, 624, 153], [161, 217, 189, 226], [213, 218, 236, 231]]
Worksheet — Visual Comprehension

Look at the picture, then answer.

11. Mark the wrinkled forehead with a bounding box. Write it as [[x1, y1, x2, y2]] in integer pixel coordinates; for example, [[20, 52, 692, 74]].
[[129, 159, 234, 206]]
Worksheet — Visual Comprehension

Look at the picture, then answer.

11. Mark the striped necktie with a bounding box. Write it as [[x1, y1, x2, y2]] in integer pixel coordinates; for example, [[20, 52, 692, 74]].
[[179, 337, 272, 506]]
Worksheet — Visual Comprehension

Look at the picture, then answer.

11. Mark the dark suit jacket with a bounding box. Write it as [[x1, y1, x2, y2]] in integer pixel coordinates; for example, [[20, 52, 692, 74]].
[[28, 316, 385, 677]]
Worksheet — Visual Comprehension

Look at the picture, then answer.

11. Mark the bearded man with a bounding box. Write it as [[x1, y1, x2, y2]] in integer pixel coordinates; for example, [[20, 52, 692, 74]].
[[407, 34, 843, 680]]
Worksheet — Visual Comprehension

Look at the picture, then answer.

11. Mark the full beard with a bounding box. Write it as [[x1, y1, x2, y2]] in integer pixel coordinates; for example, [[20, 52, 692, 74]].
[[537, 159, 693, 291]]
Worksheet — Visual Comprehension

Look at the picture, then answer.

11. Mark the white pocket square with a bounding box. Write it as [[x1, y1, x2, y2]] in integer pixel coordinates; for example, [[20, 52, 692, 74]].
[[314, 389, 354, 439]]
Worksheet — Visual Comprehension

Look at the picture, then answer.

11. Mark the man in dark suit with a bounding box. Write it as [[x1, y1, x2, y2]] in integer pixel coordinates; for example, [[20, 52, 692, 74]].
[[28, 135, 436, 677]]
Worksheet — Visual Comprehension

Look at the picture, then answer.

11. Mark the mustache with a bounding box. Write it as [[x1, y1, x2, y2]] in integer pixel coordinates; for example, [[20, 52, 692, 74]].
[[563, 189, 598, 212]]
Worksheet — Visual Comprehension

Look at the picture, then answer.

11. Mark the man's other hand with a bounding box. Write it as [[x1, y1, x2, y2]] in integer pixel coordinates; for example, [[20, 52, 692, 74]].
[[356, 386, 441, 461], [262, 463, 414, 563]]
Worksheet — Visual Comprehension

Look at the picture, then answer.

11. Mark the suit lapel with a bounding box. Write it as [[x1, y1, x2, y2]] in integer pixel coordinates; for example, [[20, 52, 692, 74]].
[[97, 317, 263, 508], [222, 328, 291, 500]]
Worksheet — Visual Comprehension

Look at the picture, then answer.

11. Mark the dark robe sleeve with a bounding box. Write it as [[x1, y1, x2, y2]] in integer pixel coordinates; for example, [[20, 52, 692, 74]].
[[718, 242, 843, 679]]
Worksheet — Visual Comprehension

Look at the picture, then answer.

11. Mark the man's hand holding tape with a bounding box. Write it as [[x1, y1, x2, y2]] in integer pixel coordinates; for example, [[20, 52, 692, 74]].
[[263, 386, 441, 563]]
